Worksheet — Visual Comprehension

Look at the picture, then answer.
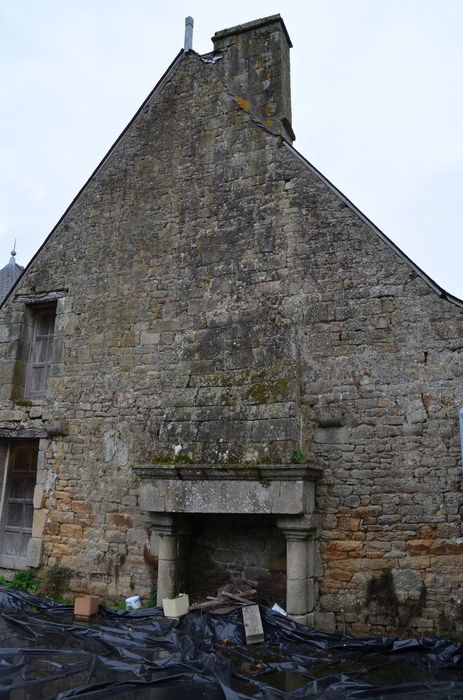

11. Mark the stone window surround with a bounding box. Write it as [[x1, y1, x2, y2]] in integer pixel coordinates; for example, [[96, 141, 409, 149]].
[[6, 290, 67, 401], [135, 463, 323, 624]]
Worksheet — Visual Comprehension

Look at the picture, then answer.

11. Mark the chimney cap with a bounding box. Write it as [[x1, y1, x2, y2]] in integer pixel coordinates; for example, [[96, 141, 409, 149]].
[[212, 14, 292, 48]]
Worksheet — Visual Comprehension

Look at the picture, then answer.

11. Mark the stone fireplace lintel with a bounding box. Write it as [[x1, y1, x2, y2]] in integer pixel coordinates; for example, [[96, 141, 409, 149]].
[[135, 463, 322, 516]]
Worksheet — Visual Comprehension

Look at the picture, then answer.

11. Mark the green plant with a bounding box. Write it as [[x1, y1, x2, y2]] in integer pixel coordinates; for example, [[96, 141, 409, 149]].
[[1, 569, 40, 593], [141, 589, 157, 608], [436, 612, 463, 642], [291, 449, 306, 464], [438, 629, 453, 640], [50, 596, 72, 605], [42, 564, 73, 600]]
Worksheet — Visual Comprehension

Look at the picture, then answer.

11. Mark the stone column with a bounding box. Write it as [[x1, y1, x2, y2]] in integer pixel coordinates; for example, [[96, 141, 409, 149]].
[[277, 515, 319, 625], [148, 513, 178, 606]]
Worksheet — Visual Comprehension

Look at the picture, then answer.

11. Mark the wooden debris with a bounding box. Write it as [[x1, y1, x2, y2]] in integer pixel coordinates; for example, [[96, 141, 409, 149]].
[[210, 606, 235, 615], [188, 584, 257, 612], [188, 598, 224, 611], [219, 589, 256, 605]]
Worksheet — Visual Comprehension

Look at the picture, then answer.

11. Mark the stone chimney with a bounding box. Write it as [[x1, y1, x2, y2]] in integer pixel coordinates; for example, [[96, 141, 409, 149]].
[[212, 15, 295, 143]]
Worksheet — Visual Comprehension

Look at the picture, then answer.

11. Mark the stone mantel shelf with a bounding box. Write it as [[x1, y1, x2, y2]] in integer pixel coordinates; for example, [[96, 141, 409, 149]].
[[134, 463, 323, 481]]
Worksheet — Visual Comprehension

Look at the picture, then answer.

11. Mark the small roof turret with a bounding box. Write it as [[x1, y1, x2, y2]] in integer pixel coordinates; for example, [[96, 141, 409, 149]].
[[0, 242, 24, 305]]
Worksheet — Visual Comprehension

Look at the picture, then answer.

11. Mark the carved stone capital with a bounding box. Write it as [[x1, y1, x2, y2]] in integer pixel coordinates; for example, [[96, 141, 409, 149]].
[[147, 512, 177, 535], [276, 514, 320, 541]]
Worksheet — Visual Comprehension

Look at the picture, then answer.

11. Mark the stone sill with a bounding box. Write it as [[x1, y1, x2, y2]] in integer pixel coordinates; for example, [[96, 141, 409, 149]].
[[0, 419, 68, 439], [134, 463, 322, 481]]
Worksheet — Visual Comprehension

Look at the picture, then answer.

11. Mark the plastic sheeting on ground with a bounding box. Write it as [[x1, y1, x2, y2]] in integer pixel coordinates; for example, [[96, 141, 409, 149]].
[[1, 587, 462, 699]]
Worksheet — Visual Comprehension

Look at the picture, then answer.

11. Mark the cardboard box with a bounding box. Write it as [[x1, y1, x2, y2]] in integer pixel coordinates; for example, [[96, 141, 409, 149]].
[[74, 595, 101, 619]]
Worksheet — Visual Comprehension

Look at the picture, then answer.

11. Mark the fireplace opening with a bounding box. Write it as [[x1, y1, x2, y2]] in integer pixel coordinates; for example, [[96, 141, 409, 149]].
[[139, 464, 322, 622], [182, 514, 286, 607]]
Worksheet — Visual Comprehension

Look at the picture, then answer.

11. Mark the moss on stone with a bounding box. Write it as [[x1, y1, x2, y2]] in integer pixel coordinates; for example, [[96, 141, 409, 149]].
[[243, 368, 267, 382], [245, 378, 289, 404], [151, 453, 194, 465]]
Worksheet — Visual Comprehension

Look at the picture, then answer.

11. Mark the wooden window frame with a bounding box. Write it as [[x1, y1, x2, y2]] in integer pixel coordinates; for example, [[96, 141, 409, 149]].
[[24, 303, 57, 399], [0, 440, 38, 569]]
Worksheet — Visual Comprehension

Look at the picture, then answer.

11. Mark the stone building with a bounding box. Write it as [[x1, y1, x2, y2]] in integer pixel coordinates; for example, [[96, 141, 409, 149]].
[[0, 15, 462, 636]]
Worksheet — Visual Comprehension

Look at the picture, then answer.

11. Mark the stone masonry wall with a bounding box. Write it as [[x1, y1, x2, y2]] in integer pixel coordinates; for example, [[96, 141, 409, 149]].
[[273, 144, 463, 636], [0, 51, 302, 600], [186, 515, 286, 606], [0, 33, 462, 635]]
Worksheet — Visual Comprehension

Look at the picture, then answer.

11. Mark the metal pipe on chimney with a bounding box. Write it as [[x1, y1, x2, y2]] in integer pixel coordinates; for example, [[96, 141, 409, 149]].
[[184, 17, 194, 52]]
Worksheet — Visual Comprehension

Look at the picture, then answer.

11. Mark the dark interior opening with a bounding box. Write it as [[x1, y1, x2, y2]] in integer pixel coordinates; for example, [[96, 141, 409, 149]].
[[182, 514, 286, 607]]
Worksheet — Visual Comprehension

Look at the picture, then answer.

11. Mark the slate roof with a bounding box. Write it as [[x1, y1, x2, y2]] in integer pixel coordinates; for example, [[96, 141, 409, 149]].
[[0, 253, 23, 305]]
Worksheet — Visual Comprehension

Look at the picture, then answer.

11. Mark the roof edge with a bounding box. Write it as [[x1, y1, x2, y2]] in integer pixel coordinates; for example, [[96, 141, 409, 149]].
[[1, 49, 185, 310], [283, 141, 463, 310]]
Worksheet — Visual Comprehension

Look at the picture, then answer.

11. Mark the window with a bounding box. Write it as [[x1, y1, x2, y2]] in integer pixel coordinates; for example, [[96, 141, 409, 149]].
[[25, 305, 56, 398], [0, 441, 38, 568]]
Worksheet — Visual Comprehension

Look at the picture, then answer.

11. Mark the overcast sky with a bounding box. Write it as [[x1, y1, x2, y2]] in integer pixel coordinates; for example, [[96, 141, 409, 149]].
[[1, 1, 462, 298]]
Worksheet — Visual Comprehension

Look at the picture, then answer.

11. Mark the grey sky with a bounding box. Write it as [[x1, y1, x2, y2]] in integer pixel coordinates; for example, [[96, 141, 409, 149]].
[[1, 0, 462, 298]]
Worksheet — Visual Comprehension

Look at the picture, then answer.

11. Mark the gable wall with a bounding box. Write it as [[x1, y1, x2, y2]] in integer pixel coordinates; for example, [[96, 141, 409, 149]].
[[0, 51, 461, 634]]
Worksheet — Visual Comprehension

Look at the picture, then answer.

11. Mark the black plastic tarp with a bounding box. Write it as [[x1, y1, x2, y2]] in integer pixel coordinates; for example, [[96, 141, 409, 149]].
[[1, 587, 462, 699]]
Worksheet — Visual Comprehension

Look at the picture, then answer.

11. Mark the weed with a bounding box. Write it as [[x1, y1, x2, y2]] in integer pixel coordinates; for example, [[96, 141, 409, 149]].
[[141, 590, 158, 608], [42, 564, 73, 600], [0, 569, 40, 593], [291, 449, 306, 464]]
